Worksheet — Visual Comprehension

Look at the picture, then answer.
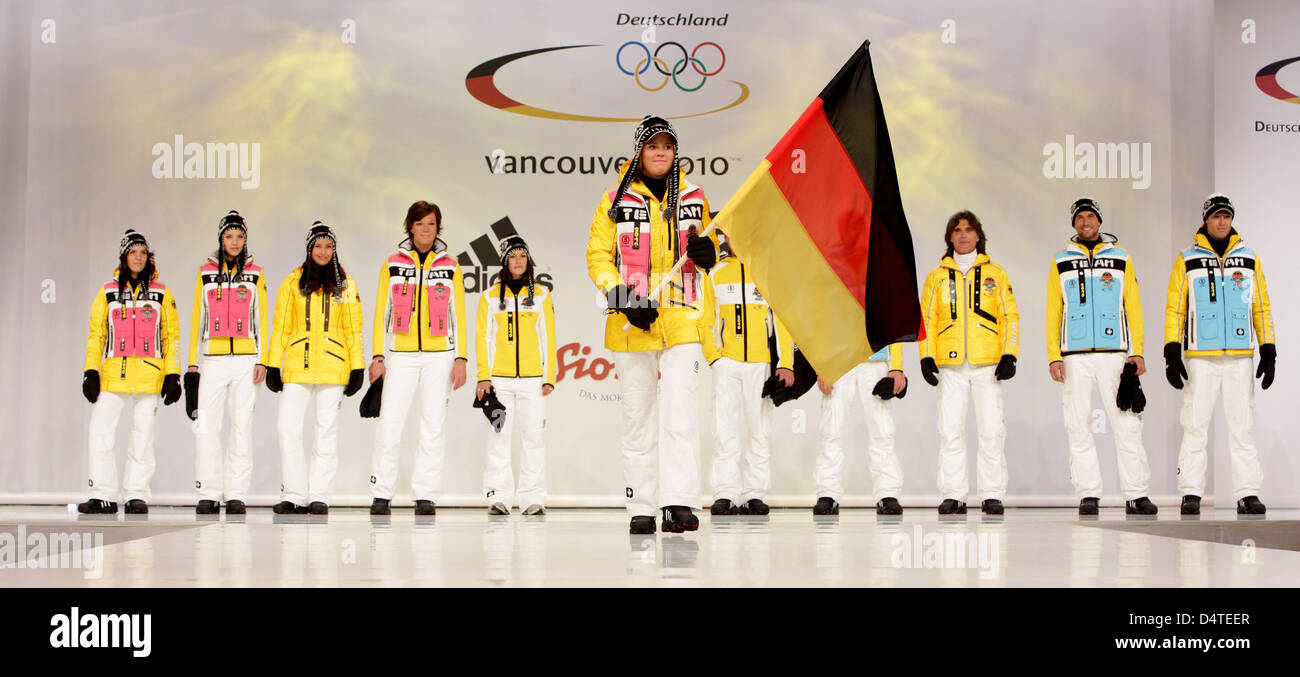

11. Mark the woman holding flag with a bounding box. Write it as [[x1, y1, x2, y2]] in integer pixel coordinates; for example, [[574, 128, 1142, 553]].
[[586, 115, 719, 534]]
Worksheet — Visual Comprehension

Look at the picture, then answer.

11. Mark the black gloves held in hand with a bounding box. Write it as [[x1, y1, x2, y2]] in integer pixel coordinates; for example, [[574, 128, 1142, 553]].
[[607, 284, 659, 331], [1164, 342, 1187, 390], [920, 358, 939, 386], [473, 388, 507, 432], [344, 369, 364, 397], [161, 373, 182, 406], [1116, 361, 1146, 414], [184, 372, 200, 420], [360, 376, 383, 418], [995, 355, 1017, 381], [265, 367, 283, 393], [872, 375, 908, 400], [82, 370, 100, 404], [1257, 343, 1276, 390], [686, 233, 716, 271], [762, 375, 795, 407]]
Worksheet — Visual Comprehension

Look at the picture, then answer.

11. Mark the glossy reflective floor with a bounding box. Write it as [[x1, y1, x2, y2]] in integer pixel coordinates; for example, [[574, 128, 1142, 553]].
[[1, 506, 1297, 587]]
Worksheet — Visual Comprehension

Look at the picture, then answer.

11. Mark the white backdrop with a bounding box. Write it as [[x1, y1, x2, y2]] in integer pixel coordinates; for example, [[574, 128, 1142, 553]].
[[4, 0, 1291, 508]]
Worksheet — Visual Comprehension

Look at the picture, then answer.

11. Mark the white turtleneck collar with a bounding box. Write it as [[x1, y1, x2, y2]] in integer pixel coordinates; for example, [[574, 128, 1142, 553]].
[[954, 251, 978, 274]]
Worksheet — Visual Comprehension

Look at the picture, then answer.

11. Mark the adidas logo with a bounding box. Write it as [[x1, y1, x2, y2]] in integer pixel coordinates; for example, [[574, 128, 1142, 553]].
[[457, 216, 554, 295]]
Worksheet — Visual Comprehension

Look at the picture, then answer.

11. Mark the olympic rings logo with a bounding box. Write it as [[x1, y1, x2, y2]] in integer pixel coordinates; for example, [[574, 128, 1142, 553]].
[[616, 41, 726, 92]]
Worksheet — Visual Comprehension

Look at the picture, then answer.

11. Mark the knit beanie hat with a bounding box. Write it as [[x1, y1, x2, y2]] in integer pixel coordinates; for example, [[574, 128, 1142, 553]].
[[1070, 197, 1102, 225], [1202, 193, 1234, 222]]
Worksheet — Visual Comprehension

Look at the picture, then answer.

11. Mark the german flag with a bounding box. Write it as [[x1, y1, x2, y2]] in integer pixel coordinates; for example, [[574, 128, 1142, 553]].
[[714, 40, 922, 385]]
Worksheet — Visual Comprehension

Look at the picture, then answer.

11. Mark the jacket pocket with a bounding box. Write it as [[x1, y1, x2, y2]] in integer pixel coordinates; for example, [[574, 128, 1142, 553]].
[[1068, 312, 1089, 341], [1196, 311, 1219, 341], [325, 350, 345, 362]]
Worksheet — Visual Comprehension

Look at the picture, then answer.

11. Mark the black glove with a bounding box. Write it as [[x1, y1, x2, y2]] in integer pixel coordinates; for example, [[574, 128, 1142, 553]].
[[266, 367, 283, 393], [1116, 361, 1146, 414], [762, 374, 794, 407], [1257, 343, 1276, 390], [995, 355, 1017, 381], [344, 369, 364, 397], [920, 357, 939, 386], [82, 370, 100, 404], [872, 376, 897, 400], [359, 376, 383, 418], [607, 284, 659, 331], [184, 372, 200, 420], [473, 388, 507, 432], [1164, 342, 1187, 390], [161, 373, 182, 405], [686, 233, 716, 271]]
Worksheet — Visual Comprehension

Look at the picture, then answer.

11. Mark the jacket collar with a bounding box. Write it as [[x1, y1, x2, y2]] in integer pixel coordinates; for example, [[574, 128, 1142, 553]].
[[1067, 232, 1118, 254], [397, 237, 448, 263], [1193, 227, 1241, 255]]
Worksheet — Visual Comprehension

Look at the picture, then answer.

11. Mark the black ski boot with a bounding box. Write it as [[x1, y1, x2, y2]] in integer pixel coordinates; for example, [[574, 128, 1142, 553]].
[[308, 501, 328, 515], [738, 498, 770, 515], [981, 499, 1004, 515], [1237, 495, 1266, 515], [629, 515, 656, 534], [938, 499, 967, 515], [225, 500, 246, 514], [876, 497, 903, 515], [124, 499, 148, 514], [812, 497, 840, 515], [196, 500, 219, 515], [1079, 497, 1100, 515], [1125, 496, 1158, 515], [76, 499, 118, 514], [661, 505, 699, 533], [369, 498, 391, 515], [710, 499, 738, 515], [1180, 495, 1201, 515]]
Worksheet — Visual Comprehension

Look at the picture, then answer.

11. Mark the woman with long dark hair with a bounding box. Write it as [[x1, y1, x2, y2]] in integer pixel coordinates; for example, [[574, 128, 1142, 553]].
[[265, 222, 365, 515], [79, 229, 182, 514], [366, 201, 468, 516], [475, 235, 556, 515]]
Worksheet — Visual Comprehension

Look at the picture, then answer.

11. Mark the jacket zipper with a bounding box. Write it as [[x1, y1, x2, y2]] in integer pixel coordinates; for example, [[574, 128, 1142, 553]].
[[740, 263, 749, 362], [225, 265, 234, 355], [416, 257, 424, 351], [514, 292, 521, 377]]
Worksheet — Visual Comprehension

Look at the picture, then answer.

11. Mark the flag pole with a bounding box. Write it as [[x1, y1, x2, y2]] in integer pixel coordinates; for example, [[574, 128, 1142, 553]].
[[620, 222, 718, 333]]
